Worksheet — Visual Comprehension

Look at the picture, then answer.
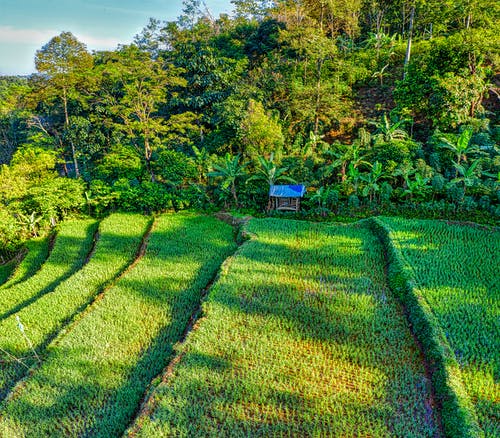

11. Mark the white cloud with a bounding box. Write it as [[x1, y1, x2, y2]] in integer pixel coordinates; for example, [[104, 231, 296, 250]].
[[73, 33, 121, 49], [0, 26, 57, 45], [0, 25, 121, 50]]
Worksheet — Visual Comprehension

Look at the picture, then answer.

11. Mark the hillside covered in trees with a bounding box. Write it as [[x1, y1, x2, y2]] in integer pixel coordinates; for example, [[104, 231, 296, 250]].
[[0, 0, 499, 257]]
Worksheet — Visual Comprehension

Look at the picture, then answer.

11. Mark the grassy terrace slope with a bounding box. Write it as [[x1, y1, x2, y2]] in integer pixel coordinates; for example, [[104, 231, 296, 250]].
[[378, 217, 500, 437], [0, 237, 51, 289], [0, 260, 16, 286], [0, 213, 237, 437], [0, 213, 149, 402], [0, 219, 98, 320], [130, 219, 439, 437]]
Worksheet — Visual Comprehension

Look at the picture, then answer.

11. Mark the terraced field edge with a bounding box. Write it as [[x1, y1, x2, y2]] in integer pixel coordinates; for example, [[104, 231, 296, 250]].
[[0, 235, 52, 290], [369, 217, 483, 438]]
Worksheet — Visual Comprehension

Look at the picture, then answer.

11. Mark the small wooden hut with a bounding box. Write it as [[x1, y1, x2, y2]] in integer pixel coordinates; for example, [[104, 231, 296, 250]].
[[268, 185, 306, 212]]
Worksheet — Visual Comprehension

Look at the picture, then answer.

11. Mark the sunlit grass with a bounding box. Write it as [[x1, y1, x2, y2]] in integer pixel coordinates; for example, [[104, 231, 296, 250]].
[[129, 219, 438, 437], [0, 219, 97, 319], [0, 213, 149, 402], [0, 213, 236, 437], [380, 217, 500, 437], [0, 236, 50, 290]]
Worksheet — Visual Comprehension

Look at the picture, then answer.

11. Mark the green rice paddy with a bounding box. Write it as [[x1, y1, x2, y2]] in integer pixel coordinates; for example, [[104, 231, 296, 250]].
[[0, 213, 497, 437]]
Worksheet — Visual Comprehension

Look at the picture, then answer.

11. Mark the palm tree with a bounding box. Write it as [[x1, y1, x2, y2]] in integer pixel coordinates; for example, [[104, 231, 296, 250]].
[[208, 154, 247, 207], [439, 128, 478, 177]]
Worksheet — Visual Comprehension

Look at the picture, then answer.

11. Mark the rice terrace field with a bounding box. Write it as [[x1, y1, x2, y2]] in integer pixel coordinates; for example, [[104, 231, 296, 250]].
[[0, 212, 498, 437]]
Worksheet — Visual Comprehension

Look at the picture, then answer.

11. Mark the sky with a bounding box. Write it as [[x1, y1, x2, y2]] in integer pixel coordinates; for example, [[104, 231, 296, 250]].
[[0, 0, 234, 76]]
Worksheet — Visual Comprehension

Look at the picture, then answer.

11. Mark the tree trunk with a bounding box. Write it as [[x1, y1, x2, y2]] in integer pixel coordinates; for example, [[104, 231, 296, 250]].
[[62, 88, 80, 178], [314, 59, 323, 136], [231, 182, 238, 207], [341, 163, 347, 182], [403, 5, 415, 79], [144, 137, 155, 182]]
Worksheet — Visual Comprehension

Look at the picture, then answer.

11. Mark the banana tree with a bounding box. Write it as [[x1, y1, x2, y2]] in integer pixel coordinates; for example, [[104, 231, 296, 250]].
[[439, 128, 478, 177], [360, 161, 387, 202], [345, 162, 363, 195], [246, 153, 296, 188], [372, 113, 409, 143], [310, 186, 338, 216], [402, 172, 431, 202], [17, 211, 42, 237], [208, 154, 247, 207], [323, 144, 369, 183], [451, 158, 482, 200]]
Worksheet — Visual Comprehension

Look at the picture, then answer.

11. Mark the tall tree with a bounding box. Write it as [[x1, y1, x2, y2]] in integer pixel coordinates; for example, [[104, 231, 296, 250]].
[[34, 32, 93, 177], [0, 77, 31, 164], [232, 0, 276, 21], [278, 10, 350, 137], [239, 99, 285, 159], [101, 45, 189, 181]]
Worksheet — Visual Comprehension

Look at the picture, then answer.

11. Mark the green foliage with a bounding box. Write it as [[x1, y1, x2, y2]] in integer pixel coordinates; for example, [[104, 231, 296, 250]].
[[22, 177, 85, 222], [208, 153, 248, 207], [34, 31, 94, 177], [360, 161, 388, 201], [402, 172, 432, 202], [239, 99, 285, 159], [0, 77, 31, 165], [152, 149, 197, 184], [394, 32, 495, 130], [431, 72, 490, 128], [372, 113, 410, 143], [94, 144, 144, 183], [307, 186, 339, 216], [115, 180, 173, 213], [1, 0, 498, 218], [100, 45, 187, 180], [246, 153, 295, 187], [35, 31, 93, 77], [0, 209, 21, 256]]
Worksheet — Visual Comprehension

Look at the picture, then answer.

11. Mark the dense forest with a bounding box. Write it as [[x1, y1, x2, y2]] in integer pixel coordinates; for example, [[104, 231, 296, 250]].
[[0, 0, 499, 257]]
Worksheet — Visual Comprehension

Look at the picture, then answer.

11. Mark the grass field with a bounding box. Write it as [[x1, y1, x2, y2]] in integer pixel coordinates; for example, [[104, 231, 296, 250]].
[[0, 236, 51, 290], [0, 213, 149, 402], [0, 213, 237, 437], [0, 214, 496, 437], [0, 219, 97, 320], [128, 219, 439, 437], [377, 217, 500, 437]]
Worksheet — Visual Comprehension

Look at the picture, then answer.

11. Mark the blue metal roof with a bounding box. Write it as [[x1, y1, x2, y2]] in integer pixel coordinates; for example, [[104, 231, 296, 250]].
[[269, 185, 306, 198]]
